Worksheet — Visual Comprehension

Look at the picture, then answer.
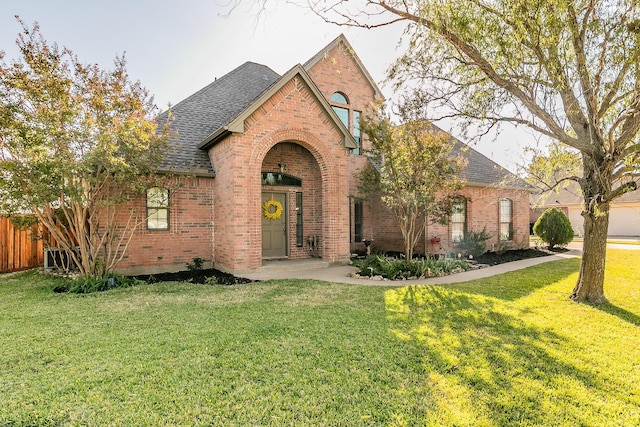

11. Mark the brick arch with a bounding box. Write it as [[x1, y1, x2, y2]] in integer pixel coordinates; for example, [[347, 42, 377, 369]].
[[250, 128, 336, 176], [248, 128, 350, 264]]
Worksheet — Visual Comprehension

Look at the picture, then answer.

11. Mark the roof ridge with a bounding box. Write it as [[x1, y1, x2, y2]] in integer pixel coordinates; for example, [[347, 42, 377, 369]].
[[161, 61, 279, 113]]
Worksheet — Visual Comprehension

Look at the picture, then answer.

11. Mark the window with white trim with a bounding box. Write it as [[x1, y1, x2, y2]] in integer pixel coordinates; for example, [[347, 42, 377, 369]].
[[451, 197, 466, 242], [499, 198, 513, 240], [147, 187, 169, 230]]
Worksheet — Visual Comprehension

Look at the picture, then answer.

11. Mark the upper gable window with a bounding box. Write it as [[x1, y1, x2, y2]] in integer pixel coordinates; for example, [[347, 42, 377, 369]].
[[330, 92, 361, 155], [331, 92, 349, 104]]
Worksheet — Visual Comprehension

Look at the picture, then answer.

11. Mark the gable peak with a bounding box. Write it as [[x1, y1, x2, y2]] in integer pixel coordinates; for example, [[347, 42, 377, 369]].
[[303, 34, 384, 100]]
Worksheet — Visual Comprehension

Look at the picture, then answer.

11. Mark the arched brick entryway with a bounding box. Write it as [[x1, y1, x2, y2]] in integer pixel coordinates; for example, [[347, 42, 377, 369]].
[[249, 129, 351, 269]]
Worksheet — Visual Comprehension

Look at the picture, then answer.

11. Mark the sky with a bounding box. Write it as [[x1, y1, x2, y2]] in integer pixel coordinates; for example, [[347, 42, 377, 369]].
[[0, 0, 539, 172]]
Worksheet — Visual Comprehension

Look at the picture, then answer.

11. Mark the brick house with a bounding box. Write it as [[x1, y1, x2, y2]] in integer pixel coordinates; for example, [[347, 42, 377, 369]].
[[531, 182, 640, 237], [117, 35, 531, 275]]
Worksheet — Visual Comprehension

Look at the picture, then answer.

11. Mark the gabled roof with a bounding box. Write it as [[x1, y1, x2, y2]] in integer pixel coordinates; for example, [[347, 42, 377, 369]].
[[370, 123, 531, 190], [198, 64, 357, 150], [303, 34, 384, 100], [411, 123, 532, 189], [158, 62, 281, 176], [449, 138, 530, 189]]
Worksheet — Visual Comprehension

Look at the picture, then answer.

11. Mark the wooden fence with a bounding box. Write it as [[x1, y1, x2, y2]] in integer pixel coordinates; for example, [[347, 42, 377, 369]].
[[0, 216, 48, 273]]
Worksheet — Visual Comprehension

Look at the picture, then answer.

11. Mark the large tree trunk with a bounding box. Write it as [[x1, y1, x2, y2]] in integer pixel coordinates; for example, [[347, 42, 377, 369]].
[[570, 155, 612, 304], [571, 207, 609, 303]]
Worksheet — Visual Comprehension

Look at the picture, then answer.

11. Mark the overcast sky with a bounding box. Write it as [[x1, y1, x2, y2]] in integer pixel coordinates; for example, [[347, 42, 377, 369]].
[[0, 0, 538, 172]]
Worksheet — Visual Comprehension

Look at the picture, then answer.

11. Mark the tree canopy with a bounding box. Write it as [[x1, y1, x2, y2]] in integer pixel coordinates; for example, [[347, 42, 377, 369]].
[[0, 19, 170, 278], [358, 104, 465, 260], [298, 0, 640, 303]]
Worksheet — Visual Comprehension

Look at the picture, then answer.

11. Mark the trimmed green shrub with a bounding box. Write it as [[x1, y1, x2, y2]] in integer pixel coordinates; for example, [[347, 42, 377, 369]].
[[533, 208, 574, 249], [454, 227, 491, 257]]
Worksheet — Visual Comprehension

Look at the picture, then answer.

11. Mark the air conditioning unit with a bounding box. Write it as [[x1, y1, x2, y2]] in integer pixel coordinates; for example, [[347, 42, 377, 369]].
[[44, 247, 77, 270]]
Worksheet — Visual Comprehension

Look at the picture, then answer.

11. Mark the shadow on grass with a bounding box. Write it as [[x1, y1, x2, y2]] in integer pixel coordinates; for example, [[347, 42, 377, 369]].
[[384, 284, 599, 425], [596, 303, 640, 327], [445, 258, 581, 301]]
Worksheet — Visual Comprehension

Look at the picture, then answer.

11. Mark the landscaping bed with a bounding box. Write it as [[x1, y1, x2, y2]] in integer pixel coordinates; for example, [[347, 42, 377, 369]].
[[134, 268, 256, 285], [472, 247, 563, 265]]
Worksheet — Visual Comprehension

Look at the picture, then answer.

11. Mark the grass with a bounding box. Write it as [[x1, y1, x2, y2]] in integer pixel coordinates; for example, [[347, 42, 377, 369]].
[[0, 250, 638, 426], [531, 235, 640, 245]]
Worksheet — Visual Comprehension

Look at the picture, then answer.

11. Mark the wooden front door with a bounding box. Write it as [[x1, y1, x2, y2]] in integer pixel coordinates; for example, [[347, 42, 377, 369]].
[[262, 192, 287, 258]]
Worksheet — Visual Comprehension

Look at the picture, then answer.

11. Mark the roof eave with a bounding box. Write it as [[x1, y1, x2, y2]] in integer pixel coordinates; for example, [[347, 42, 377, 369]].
[[463, 180, 534, 191], [197, 128, 233, 150], [156, 168, 216, 178]]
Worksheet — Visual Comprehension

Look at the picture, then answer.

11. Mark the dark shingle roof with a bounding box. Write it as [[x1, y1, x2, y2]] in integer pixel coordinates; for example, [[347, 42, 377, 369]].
[[158, 62, 281, 176], [369, 123, 530, 189], [449, 139, 529, 188]]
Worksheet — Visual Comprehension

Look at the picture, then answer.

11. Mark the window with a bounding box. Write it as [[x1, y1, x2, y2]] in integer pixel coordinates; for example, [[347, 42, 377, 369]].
[[147, 187, 169, 230], [451, 197, 466, 242], [261, 172, 302, 187], [499, 198, 513, 240], [332, 105, 349, 129], [330, 92, 360, 154], [331, 92, 348, 104], [354, 201, 363, 242], [296, 192, 303, 247], [353, 110, 361, 155]]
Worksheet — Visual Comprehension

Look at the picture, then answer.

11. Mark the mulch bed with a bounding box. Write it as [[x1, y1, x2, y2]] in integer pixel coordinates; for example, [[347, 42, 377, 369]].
[[134, 269, 256, 285], [132, 248, 566, 284], [472, 247, 567, 266]]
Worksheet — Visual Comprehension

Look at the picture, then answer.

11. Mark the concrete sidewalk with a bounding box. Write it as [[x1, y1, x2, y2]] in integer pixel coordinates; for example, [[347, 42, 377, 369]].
[[240, 249, 582, 286]]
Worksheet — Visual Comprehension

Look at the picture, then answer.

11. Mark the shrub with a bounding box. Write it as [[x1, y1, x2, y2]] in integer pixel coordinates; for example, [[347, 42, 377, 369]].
[[454, 227, 491, 257], [58, 274, 144, 294], [353, 255, 468, 280], [186, 257, 204, 271], [533, 208, 574, 249]]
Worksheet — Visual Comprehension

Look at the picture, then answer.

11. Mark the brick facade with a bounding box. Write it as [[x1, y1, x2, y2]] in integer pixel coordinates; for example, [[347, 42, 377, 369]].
[[117, 177, 215, 275], [362, 185, 530, 257], [115, 35, 530, 275], [207, 80, 353, 272]]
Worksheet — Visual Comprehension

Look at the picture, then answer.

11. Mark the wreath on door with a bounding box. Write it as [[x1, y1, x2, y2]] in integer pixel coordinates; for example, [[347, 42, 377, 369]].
[[262, 199, 283, 220]]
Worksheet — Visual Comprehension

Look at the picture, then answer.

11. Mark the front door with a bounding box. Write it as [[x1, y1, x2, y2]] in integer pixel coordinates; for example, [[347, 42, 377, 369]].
[[262, 192, 287, 258]]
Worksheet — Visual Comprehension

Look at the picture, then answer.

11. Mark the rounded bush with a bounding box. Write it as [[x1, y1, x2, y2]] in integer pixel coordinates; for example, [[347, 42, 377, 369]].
[[533, 208, 574, 249]]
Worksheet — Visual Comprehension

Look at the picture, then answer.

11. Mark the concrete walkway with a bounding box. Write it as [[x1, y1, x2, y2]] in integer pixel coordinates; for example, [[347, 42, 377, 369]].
[[241, 240, 640, 285], [240, 249, 583, 286]]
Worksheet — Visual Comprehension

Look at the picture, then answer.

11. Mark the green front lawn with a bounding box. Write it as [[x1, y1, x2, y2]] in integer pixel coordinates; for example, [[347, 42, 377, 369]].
[[1, 250, 638, 426]]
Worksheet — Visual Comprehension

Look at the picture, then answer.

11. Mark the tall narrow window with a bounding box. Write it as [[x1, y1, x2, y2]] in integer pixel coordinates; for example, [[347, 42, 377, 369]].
[[353, 110, 361, 155], [499, 198, 513, 240], [296, 192, 303, 247], [332, 106, 349, 129], [330, 92, 361, 154], [331, 92, 349, 131], [451, 197, 466, 242], [147, 187, 169, 230], [354, 201, 363, 242]]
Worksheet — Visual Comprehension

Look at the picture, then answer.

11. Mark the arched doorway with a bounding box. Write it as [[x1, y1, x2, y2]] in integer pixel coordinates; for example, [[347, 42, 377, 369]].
[[260, 142, 322, 260]]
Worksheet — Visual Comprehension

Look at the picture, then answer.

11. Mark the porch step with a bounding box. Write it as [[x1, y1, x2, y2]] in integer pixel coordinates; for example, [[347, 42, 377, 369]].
[[259, 258, 329, 273]]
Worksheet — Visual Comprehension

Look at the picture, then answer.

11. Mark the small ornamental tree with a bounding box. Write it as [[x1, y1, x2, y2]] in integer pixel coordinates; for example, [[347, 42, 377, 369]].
[[358, 104, 466, 261], [0, 19, 171, 278], [533, 208, 574, 249]]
